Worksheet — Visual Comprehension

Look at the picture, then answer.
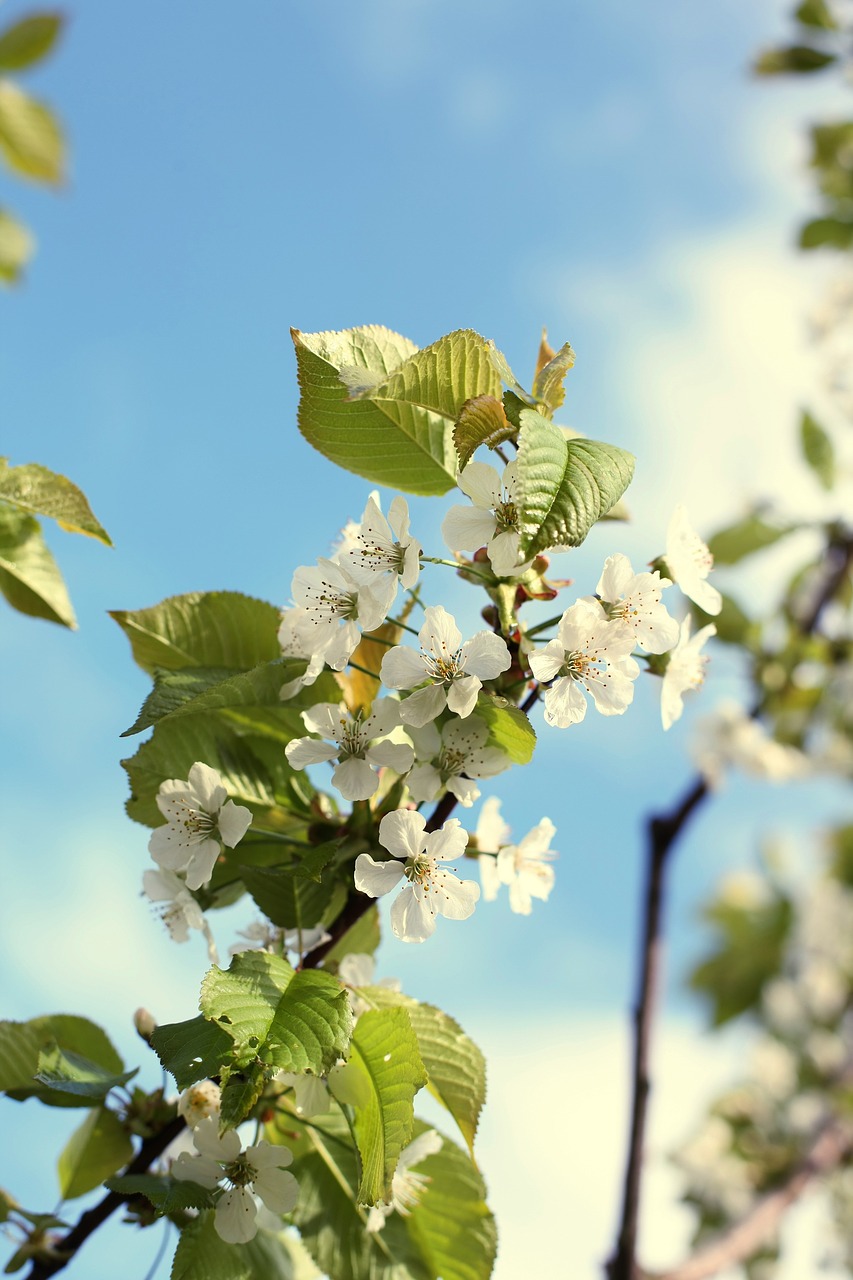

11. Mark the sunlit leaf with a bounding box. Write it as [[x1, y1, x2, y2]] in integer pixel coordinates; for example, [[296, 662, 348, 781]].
[[0, 82, 64, 183]]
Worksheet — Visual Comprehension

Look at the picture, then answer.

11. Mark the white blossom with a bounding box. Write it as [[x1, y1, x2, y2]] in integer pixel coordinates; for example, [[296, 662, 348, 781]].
[[366, 1130, 443, 1232], [171, 1116, 298, 1244], [529, 598, 639, 727], [340, 493, 421, 591], [473, 798, 556, 914], [380, 605, 511, 727], [441, 461, 530, 577], [407, 716, 509, 807], [285, 699, 413, 801], [148, 763, 252, 891], [277, 609, 328, 698], [665, 505, 722, 616], [354, 810, 480, 943], [660, 616, 716, 730], [290, 558, 395, 670], [476, 796, 511, 902], [596, 553, 679, 654], [692, 700, 810, 787], [275, 1071, 331, 1118], [143, 868, 218, 962]]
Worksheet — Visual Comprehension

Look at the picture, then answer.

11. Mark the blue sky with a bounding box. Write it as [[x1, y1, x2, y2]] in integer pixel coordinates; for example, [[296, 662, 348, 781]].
[[2, 2, 850, 1276]]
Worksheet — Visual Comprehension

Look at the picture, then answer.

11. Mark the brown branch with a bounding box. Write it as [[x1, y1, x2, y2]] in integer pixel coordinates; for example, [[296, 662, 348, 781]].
[[655, 1114, 853, 1280], [606, 778, 708, 1280], [25, 1113, 186, 1280]]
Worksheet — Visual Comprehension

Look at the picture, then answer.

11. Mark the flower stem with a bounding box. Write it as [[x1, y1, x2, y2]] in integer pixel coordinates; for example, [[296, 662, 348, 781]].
[[421, 556, 494, 582], [347, 659, 381, 680], [524, 613, 564, 638]]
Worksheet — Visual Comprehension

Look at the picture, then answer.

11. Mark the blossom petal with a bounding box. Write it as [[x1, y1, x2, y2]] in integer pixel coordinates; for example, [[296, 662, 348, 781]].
[[365, 740, 414, 773], [183, 839, 223, 891], [445, 674, 481, 719], [543, 677, 587, 728], [253, 1166, 299, 1215], [354, 853, 406, 898], [441, 505, 497, 554], [399, 683, 448, 727], [332, 756, 379, 801], [418, 605, 462, 658], [215, 1186, 258, 1244], [380, 645, 428, 691], [378, 809, 427, 860], [459, 631, 512, 680], [187, 762, 227, 813], [285, 737, 339, 770], [217, 800, 252, 848], [424, 816, 469, 863], [390, 886, 436, 943], [456, 461, 502, 509]]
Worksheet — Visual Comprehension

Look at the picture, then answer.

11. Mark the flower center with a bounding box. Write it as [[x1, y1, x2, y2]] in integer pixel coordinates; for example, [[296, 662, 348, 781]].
[[175, 801, 217, 844], [358, 535, 405, 575], [494, 499, 518, 533], [338, 714, 369, 758], [307, 578, 359, 622], [438, 746, 466, 778], [423, 648, 462, 683], [223, 1156, 257, 1189]]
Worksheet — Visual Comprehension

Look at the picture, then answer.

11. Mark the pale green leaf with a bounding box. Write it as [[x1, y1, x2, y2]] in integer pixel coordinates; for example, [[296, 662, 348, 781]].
[[0, 507, 75, 627], [294, 326, 501, 495], [57, 1107, 132, 1199], [0, 207, 32, 283], [707, 513, 799, 564], [35, 1043, 137, 1099], [121, 661, 303, 736], [200, 951, 352, 1081], [516, 409, 635, 555], [347, 1008, 426, 1203], [0, 82, 64, 182], [800, 410, 835, 489], [452, 396, 514, 471], [531, 341, 575, 413], [754, 44, 836, 74], [0, 14, 63, 72], [356, 991, 485, 1158], [0, 459, 110, 543], [111, 591, 281, 675], [799, 216, 853, 249], [238, 860, 346, 931], [404, 1125, 496, 1280], [475, 693, 535, 765], [795, 0, 838, 27], [1, 1015, 125, 1107], [219, 1060, 268, 1130]]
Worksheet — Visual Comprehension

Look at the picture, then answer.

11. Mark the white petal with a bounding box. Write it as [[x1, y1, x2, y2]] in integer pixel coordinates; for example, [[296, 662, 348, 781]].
[[187, 763, 227, 813], [390, 886, 436, 943], [460, 631, 512, 679], [446, 775, 480, 806], [215, 1187, 259, 1244], [456, 461, 502, 509], [476, 796, 511, 853], [254, 1166, 299, 1215], [380, 645, 427, 691], [431, 870, 480, 921], [354, 853, 406, 898], [183, 839, 223, 891], [596, 553, 633, 602], [285, 737, 339, 770], [418, 605, 462, 658], [365, 741, 414, 773], [217, 800, 252, 848], [300, 702, 344, 738], [441, 505, 498, 554], [445, 674, 481, 719], [543, 677, 587, 728], [479, 854, 501, 901], [406, 763, 443, 803], [171, 1152, 221, 1190], [332, 756, 379, 801], [529, 640, 565, 683], [488, 530, 525, 577], [585, 668, 636, 716], [194, 1115, 241, 1162], [378, 809, 427, 860], [424, 817, 469, 863], [399, 684, 448, 727]]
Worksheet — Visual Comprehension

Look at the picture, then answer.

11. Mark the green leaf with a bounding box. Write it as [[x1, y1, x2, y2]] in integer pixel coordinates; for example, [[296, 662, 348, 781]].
[[531, 341, 575, 413], [289, 1112, 430, 1280], [754, 44, 836, 74], [121, 661, 305, 736], [111, 591, 281, 675], [690, 893, 792, 1025], [516, 409, 635, 555], [122, 714, 309, 829], [239, 861, 346, 930], [293, 326, 501, 496], [0, 507, 75, 627], [691, 593, 757, 648], [34, 1043, 138, 1099], [0, 459, 111, 544], [219, 1060, 268, 1130], [799, 216, 853, 249], [404, 1125, 496, 1280], [452, 396, 514, 471], [707, 513, 799, 565], [346, 1008, 426, 1203], [57, 1107, 132, 1199], [795, 0, 838, 27], [172, 1212, 306, 1280], [0, 208, 32, 283], [475, 693, 535, 765], [0, 1015, 125, 1108], [150, 1015, 234, 1091], [0, 82, 63, 182], [0, 13, 63, 72], [356, 992, 485, 1158], [200, 951, 352, 1079], [104, 1174, 213, 1214], [800, 410, 835, 489]]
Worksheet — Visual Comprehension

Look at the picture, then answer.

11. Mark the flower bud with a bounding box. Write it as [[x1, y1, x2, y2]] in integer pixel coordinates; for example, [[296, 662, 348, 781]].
[[177, 1081, 221, 1128], [133, 1007, 157, 1042]]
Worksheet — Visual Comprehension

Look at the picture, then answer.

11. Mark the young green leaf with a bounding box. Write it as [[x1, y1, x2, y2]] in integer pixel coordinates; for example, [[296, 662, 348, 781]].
[[0, 13, 63, 73], [35, 1043, 138, 1099], [57, 1107, 132, 1200], [150, 1015, 233, 1091], [475, 694, 536, 765], [104, 1174, 214, 1214], [171, 1212, 310, 1280], [707, 513, 799, 565], [0, 1014, 126, 1107], [800, 410, 835, 489], [346, 1007, 427, 1204], [200, 951, 352, 1078], [0, 207, 32, 283], [516, 409, 635, 555], [294, 326, 501, 495], [0, 459, 111, 544], [0, 507, 75, 627], [0, 82, 64, 183], [452, 396, 515, 471], [111, 591, 281, 675], [531, 341, 575, 414]]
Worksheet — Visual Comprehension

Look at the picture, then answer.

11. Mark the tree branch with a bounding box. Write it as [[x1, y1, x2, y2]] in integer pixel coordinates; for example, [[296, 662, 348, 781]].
[[655, 1114, 853, 1280], [26, 1113, 186, 1280]]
